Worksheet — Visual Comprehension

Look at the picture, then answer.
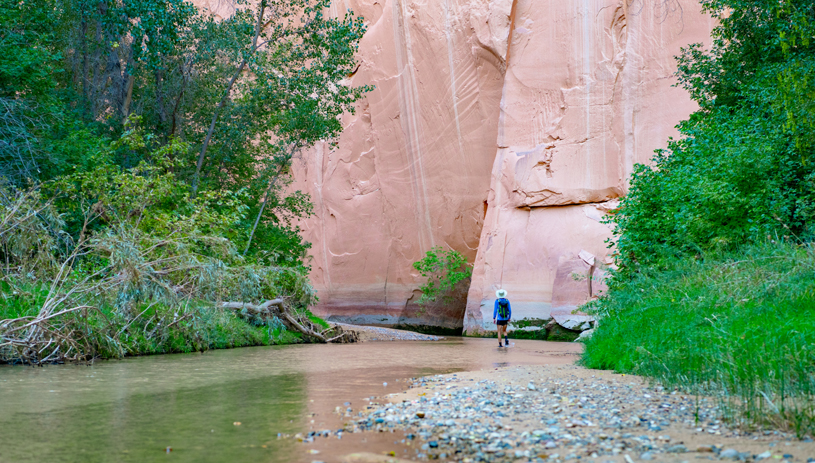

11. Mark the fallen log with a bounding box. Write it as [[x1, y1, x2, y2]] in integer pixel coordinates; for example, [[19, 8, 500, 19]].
[[220, 299, 285, 314], [219, 300, 357, 343]]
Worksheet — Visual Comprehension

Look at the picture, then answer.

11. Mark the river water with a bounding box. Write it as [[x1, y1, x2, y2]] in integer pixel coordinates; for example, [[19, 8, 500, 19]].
[[0, 337, 580, 463]]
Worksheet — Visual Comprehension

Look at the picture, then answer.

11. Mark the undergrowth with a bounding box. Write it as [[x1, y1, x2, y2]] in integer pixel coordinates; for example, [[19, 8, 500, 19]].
[[581, 241, 815, 437], [0, 280, 309, 361]]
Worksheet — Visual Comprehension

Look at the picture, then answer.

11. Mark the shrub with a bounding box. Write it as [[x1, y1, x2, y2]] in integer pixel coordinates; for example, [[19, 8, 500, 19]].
[[0, 130, 317, 364], [608, 0, 815, 278], [412, 247, 472, 305]]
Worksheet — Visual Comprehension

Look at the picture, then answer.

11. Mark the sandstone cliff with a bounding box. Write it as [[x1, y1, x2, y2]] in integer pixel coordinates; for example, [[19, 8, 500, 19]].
[[291, 0, 713, 333]]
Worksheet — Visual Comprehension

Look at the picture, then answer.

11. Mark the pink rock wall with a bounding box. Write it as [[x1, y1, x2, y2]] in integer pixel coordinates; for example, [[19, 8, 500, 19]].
[[290, 0, 713, 332], [291, 0, 506, 330], [463, 0, 714, 333]]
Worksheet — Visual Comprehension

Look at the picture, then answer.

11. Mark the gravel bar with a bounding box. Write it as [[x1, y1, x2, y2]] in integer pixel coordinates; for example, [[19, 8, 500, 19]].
[[339, 364, 815, 463], [334, 323, 444, 342]]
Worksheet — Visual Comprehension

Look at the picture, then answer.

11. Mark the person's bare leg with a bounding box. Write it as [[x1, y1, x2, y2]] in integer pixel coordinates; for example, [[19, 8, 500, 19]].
[[497, 324, 505, 346]]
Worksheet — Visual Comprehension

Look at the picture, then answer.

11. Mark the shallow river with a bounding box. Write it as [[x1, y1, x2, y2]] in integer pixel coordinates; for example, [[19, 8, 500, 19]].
[[0, 337, 580, 463]]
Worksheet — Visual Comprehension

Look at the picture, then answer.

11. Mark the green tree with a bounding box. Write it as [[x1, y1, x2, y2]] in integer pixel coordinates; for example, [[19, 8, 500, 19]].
[[609, 0, 815, 277], [1, 0, 369, 267], [0, 0, 369, 362], [412, 247, 472, 305], [0, 0, 109, 185]]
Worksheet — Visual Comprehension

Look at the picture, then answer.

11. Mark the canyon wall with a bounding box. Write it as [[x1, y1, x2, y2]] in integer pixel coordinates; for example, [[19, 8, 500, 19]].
[[292, 0, 713, 332], [463, 1, 714, 333]]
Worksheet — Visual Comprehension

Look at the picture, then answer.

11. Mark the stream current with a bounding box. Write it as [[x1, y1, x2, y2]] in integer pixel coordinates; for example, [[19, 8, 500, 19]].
[[0, 337, 580, 463]]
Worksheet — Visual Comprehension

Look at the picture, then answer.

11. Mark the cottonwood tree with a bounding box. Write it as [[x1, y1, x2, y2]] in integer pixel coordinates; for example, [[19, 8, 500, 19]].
[[54, 0, 369, 265]]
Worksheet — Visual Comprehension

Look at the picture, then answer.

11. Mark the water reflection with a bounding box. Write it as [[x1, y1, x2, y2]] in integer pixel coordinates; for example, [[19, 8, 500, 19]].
[[0, 374, 305, 463], [0, 337, 580, 463]]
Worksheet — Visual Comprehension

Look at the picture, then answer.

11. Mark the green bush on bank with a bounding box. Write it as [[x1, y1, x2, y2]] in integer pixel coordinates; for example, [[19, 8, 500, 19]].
[[582, 242, 815, 435], [610, 0, 815, 279], [413, 247, 472, 305], [0, 128, 321, 364], [1, 0, 368, 364], [0, 281, 304, 360]]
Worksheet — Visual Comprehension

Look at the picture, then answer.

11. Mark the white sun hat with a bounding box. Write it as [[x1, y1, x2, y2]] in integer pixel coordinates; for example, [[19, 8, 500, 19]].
[[496, 289, 507, 298]]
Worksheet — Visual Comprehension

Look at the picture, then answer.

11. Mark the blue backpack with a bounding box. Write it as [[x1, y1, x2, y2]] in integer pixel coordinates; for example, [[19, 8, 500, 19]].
[[497, 299, 509, 319]]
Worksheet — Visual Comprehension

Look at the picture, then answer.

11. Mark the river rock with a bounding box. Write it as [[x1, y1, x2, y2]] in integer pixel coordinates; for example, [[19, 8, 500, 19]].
[[551, 313, 595, 331], [337, 365, 815, 462], [719, 448, 740, 459], [575, 329, 595, 342]]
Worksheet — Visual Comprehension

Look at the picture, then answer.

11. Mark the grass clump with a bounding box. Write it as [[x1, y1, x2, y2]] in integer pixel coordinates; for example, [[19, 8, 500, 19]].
[[581, 241, 815, 436], [583, 0, 815, 437]]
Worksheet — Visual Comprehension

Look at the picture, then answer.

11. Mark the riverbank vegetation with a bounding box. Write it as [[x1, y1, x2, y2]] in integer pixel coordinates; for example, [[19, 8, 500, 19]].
[[413, 247, 472, 306], [582, 0, 815, 436], [0, 0, 367, 364]]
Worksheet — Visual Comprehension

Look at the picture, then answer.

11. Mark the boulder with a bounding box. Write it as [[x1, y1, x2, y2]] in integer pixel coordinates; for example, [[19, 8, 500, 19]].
[[551, 312, 595, 332], [574, 329, 595, 342]]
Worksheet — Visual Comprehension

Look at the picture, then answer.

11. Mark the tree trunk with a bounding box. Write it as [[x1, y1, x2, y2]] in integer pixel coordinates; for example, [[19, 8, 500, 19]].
[[219, 300, 357, 343], [191, 0, 268, 196]]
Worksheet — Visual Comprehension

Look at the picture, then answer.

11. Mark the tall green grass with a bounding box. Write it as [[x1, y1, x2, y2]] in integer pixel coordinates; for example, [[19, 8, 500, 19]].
[[582, 242, 815, 436]]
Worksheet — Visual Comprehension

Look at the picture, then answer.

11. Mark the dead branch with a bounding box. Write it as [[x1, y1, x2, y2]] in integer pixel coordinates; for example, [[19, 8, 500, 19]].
[[219, 299, 357, 343]]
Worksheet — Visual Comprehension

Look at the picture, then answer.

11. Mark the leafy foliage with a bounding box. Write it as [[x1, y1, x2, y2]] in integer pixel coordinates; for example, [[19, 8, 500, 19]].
[[0, 0, 110, 185], [584, 0, 815, 435], [0, 0, 369, 267], [0, 0, 370, 361], [608, 0, 815, 277], [0, 131, 317, 363], [412, 247, 472, 305]]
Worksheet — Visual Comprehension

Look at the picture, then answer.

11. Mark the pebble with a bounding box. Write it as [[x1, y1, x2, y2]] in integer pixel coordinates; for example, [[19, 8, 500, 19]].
[[720, 448, 740, 459], [298, 364, 806, 462], [342, 365, 736, 461]]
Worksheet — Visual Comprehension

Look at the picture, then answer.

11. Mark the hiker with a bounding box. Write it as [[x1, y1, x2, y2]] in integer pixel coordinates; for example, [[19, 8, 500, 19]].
[[493, 289, 511, 347]]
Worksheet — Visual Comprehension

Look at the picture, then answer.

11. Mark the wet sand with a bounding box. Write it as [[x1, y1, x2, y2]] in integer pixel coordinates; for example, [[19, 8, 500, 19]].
[[335, 323, 445, 342]]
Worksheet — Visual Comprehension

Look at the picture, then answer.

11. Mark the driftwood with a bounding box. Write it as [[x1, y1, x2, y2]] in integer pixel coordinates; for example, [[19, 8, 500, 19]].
[[219, 300, 358, 343]]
